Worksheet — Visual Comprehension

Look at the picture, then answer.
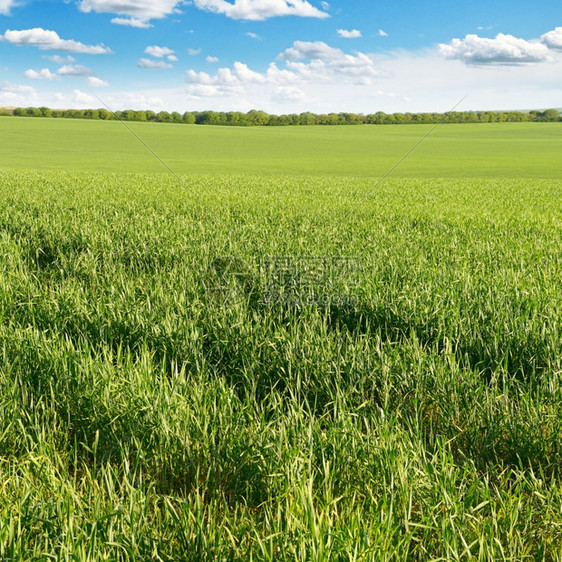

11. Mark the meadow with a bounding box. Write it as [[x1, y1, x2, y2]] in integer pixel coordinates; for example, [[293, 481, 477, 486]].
[[0, 117, 561, 559]]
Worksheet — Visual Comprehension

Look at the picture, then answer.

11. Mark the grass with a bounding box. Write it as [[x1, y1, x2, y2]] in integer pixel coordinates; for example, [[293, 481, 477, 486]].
[[0, 119, 561, 559], [1, 116, 562, 177]]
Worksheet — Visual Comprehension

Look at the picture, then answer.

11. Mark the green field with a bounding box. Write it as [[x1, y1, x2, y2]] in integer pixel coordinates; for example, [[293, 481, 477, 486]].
[[1, 118, 561, 559], [2, 116, 562, 177]]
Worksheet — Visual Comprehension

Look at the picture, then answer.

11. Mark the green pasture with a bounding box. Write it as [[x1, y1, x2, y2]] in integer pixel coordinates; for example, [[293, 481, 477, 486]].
[[0, 117, 561, 559], [2, 116, 561, 177]]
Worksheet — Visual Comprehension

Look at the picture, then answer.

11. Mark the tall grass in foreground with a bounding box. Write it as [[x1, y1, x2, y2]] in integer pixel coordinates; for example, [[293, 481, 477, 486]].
[[0, 170, 561, 560]]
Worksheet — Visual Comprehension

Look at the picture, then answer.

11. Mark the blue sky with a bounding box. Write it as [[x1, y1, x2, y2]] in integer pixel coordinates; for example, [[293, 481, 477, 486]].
[[1, 0, 561, 113]]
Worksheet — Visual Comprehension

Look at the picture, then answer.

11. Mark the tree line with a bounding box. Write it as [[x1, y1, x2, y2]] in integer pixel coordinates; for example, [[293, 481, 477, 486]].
[[1, 106, 560, 125]]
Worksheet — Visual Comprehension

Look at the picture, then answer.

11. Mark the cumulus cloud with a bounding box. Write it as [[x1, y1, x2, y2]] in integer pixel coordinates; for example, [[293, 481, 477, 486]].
[[273, 86, 306, 102], [0, 0, 18, 16], [138, 58, 172, 69], [206, 55, 218, 62], [58, 64, 93, 76], [24, 68, 60, 80], [542, 27, 562, 51], [278, 40, 380, 83], [111, 17, 153, 28], [25, 63, 109, 87], [79, 0, 181, 26], [73, 89, 94, 104], [280, 40, 344, 61], [0, 80, 38, 105], [188, 48, 201, 55], [186, 40, 381, 100], [186, 61, 270, 90], [439, 33, 549, 65], [191, 0, 329, 20], [186, 61, 281, 96], [246, 32, 261, 40], [43, 54, 75, 64], [378, 29, 388, 37], [145, 45, 175, 58], [87, 76, 109, 87], [0, 80, 35, 93], [337, 29, 361, 39], [1, 28, 111, 54]]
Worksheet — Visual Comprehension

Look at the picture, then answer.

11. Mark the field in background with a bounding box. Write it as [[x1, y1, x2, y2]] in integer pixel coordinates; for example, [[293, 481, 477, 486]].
[[0, 120, 561, 559], [2, 116, 562, 177]]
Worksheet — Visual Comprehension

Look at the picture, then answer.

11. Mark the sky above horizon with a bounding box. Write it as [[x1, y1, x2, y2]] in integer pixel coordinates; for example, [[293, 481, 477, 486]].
[[1, 0, 561, 114]]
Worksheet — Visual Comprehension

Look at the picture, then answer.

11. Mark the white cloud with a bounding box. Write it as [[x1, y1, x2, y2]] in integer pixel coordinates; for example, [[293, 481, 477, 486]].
[[73, 89, 94, 104], [0, 80, 38, 105], [58, 64, 93, 76], [1, 28, 111, 54], [280, 40, 345, 61], [186, 84, 222, 97], [273, 86, 306, 102], [138, 58, 172, 69], [191, 0, 329, 20], [186, 60, 300, 93], [188, 48, 201, 55], [79, 0, 181, 25], [542, 27, 562, 51], [186, 61, 269, 92], [185, 41, 381, 103], [167, 55, 178, 61], [337, 29, 361, 39], [378, 29, 388, 37], [278, 40, 380, 83], [246, 32, 261, 40], [111, 17, 153, 28], [145, 45, 175, 58], [24, 68, 60, 80], [439, 33, 550, 65], [11, 44, 556, 116], [87, 76, 109, 87], [185, 41, 382, 103], [0, 80, 35, 93], [43, 54, 75, 64], [0, 0, 18, 16], [206, 55, 218, 62]]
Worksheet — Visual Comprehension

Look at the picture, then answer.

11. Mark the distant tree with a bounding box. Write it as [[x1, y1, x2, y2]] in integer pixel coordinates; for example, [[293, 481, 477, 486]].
[[506, 111, 527, 122], [197, 110, 224, 125], [245, 109, 270, 126], [24, 107, 42, 117], [156, 111, 173, 123], [120, 109, 136, 121], [543, 109, 560, 122], [270, 114, 290, 126], [295, 111, 314, 125], [171, 111, 182, 123], [98, 108, 112, 120], [224, 111, 245, 126], [365, 111, 386, 125], [182, 111, 196, 124], [63, 109, 84, 119]]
